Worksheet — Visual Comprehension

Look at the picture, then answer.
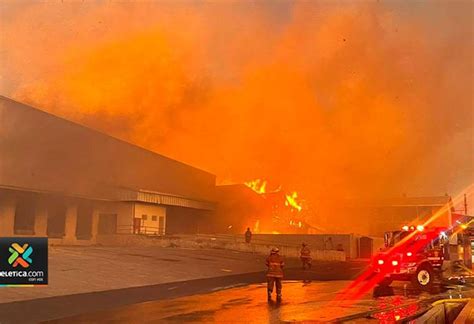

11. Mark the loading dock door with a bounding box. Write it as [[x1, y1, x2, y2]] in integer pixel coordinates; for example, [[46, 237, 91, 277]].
[[98, 213, 117, 234], [76, 204, 93, 240], [133, 217, 142, 234], [359, 236, 374, 259]]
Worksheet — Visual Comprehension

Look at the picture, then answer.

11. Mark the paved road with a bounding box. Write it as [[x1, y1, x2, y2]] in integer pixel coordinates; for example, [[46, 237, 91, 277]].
[[0, 246, 268, 304], [46, 280, 374, 323], [0, 245, 366, 324], [0, 245, 364, 305], [44, 280, 472, 323]]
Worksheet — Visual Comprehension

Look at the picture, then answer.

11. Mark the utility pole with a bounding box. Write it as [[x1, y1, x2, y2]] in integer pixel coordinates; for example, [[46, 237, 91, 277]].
[[464, 194, 468, 215]]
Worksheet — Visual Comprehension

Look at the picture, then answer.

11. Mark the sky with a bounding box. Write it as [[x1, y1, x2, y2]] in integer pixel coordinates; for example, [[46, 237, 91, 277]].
[[0, 0, 472, 212]]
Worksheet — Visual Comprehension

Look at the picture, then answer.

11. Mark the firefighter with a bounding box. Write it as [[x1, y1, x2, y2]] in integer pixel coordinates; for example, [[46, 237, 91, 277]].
[[245, 227, 252, 243], [266, 247, 284, 301], [300, 242, 312, 270]]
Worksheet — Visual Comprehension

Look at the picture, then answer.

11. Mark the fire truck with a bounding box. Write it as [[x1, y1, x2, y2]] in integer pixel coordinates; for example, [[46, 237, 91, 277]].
[[373, 225, 450, 290]]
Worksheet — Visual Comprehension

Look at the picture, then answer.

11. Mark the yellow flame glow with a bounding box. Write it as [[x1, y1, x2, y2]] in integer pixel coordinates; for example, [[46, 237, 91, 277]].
[[253, 219, 260, 233], [285, 191, 302, 212], [245, 179, 267, 194]]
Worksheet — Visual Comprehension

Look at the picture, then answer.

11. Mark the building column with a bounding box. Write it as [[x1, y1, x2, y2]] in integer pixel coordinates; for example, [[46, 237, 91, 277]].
[[34, 202, 48, 237], [64, 204, 77, 244], [0, 197, 15, 237], [91, 208, 100, 242]]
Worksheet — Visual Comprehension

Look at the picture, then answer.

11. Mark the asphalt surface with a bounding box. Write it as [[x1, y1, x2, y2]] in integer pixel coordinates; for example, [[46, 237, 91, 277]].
[[0, 259, 365, 324], [0, 262, 367, 324], [0, 246, 270, 304], [41, 280, 474, 323], [3, 256, 471, 323]]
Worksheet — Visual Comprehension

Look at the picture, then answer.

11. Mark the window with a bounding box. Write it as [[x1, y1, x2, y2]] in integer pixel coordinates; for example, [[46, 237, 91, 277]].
[[142, 214, 148, 220], [152, 215, 157, 221]]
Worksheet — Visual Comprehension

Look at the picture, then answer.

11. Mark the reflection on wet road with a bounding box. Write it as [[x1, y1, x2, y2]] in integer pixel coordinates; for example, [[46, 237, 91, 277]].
[[47, 280, 452, 323]]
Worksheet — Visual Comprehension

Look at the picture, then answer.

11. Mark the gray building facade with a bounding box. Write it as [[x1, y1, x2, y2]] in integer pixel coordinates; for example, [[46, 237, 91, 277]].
[[0, 96, 216, 243]]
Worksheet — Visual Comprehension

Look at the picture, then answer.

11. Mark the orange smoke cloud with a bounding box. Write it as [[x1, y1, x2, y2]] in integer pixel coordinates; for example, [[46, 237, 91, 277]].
[[2, 2, 473, 226]]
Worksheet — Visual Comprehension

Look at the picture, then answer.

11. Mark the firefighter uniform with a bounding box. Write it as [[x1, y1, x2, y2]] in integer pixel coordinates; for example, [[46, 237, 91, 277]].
[[245, 228, 252, 243], [300, 243, 312, 270], [266, 248, 284, 301]]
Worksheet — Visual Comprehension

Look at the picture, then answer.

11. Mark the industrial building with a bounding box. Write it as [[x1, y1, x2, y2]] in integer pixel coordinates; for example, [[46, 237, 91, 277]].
[[0, 96, 216, 244], [367, 195, 455, 235], [211, 184, 270, 234], [316, 195, 456, 237]]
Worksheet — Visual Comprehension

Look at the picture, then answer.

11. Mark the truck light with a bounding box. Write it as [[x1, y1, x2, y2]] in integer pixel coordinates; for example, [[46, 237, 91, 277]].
[[392, 260, 399, 266], [416, 225, 424, 231], [377, 259, 384, 265], [402, 225, 409, 231], [406, 252, 413, 257], [409, 226, 415, 231]]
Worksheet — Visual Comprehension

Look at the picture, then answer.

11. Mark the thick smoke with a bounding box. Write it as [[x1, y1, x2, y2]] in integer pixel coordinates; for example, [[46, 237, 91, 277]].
[[1, 2, 472, 224]]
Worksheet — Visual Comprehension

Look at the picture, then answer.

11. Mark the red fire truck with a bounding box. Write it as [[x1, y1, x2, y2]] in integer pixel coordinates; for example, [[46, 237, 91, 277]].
[[373, 225, 448, 290]]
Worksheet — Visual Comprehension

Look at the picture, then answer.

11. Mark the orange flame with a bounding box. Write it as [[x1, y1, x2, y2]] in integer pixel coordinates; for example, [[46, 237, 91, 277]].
[[253, 219, 260, 233], [245, 179, 267, 194], [285, 191, 302, 212]]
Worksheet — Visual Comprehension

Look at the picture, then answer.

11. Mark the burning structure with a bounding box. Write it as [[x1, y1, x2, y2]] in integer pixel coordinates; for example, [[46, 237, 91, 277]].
[[0, 1, 471, 240], [211, 184, 270, 234], [211, 179, 319, 235], [0, 96, 216, 243]]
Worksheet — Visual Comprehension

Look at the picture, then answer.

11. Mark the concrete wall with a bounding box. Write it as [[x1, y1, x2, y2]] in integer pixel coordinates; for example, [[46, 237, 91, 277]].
[[0, 188, 174, 242], [0, 189, 130, 244], [372, 237, 385, 253], [188, 233, 386, 259], [96, 201, 133, 234], [246, 234, 358, 259], [133, 203, 166, 235], [96, 234, 346, 261], [0, 96, 215, 202], [0, 194, 15, 237], [165, 206, 212, 234]]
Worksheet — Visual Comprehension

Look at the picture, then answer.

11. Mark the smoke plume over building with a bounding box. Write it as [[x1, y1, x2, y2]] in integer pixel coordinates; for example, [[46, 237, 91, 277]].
[[1, 1, 472, 230]]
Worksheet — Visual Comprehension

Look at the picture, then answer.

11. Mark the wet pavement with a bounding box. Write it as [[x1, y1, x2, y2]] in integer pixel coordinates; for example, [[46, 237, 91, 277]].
[[44, 280, 376, 323], [0, 246, 269, 304], [0, 263, 367, 324], [43, 279, 474, 323], [1, 253, 472, 323]]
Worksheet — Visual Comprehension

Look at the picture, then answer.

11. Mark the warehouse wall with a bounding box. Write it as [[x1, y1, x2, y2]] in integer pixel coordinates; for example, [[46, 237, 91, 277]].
[[0, 96, 215, 202], [133, 203, 166, 235]]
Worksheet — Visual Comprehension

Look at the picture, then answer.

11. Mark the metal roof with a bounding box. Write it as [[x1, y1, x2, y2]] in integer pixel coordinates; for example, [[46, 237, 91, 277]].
[[118, 188, 215, 211], [0, 96, 216, 203]]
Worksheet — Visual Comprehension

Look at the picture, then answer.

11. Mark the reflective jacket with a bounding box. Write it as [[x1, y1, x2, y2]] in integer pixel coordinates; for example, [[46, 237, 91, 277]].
[[300, 246, 311, 259], [266, 253, 284, 278]]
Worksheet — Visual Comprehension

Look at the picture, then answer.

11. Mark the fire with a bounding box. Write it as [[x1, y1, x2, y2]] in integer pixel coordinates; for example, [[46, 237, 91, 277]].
[[245, 179, 282, 195], [245, 179, 267, 194], [290, 220, 304, 228], [244, 178, 309, 232], [285, 191, 302, 212], [4, 3, 471, 242], [253, 219, 260, 233]]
